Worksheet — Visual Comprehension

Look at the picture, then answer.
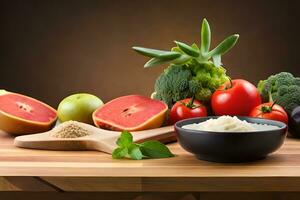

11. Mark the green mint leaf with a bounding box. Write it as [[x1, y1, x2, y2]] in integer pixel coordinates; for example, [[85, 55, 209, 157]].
[[200, 18, 211, 53], [116, 131, 133, 147], [174, 41, 200, 57], [128, 144, 143, 160], [112, 147, 128, 159], [140, 141, 174, 158], [113, 131, 173, 160]]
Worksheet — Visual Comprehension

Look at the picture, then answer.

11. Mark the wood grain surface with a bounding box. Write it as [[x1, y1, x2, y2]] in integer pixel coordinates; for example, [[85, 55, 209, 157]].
[[1, 130, 300, 192]]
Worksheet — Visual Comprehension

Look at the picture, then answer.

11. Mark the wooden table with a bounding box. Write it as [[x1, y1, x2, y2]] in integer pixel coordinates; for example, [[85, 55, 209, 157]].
[[1, 130, 300, 200]]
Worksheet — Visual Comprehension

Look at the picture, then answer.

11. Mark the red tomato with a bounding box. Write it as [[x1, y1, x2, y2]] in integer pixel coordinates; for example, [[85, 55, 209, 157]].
[[211, 79, 261, 116], [249, 102, 288, 125], [169, 98, 207, 125]]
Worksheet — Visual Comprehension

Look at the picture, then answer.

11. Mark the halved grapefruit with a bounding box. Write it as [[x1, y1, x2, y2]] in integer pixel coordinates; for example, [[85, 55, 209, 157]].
[[0, 90, 57, 135], [92, 95, 168, 131]]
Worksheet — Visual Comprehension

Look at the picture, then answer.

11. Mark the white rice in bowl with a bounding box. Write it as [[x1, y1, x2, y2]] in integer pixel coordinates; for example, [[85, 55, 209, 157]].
[[182, 116, 279, 132]]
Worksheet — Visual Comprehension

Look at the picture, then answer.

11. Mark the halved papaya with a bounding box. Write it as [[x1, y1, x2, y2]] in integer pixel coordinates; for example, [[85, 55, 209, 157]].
[[0, 90, 57, 135], [92, 95, 168, 131]]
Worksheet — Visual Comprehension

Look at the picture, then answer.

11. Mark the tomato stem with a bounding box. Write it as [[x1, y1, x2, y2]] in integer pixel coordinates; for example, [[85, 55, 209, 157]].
[[261, 101, 277, 113], [186, 96, 195, 109], [261, 106, 271, 113], [180, 96, 200, 109]]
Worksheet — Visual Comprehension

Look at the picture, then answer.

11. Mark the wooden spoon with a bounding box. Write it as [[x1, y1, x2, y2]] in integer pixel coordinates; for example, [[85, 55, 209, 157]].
[[14, 121, 176, 154]]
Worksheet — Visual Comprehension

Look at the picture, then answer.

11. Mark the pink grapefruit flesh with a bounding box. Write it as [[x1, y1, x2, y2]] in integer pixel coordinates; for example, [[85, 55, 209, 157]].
[[93, 95, 168, 131], [0, 93, 57, 123], [0, 91, 57, 135]]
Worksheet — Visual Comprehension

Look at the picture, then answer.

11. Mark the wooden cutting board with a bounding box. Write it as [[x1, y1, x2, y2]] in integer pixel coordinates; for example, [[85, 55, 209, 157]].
[[14, 122, 176, 154]]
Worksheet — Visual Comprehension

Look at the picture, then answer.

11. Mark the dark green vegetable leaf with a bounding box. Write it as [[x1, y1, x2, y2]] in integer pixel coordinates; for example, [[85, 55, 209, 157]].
[[140, 141, 175, 158], [116, 131, 133, 147], [208, 34, 239, 57], [174, 41, 200, 57], [200, 18, 211, 53], [112, 147, 128, 159]]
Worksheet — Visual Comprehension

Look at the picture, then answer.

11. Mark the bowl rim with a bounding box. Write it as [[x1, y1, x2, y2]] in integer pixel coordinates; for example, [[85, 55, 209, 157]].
[[174, 116, 287, 135]]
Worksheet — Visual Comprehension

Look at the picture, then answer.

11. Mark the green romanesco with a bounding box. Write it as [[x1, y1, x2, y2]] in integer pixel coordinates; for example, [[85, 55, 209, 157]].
[[257, 72, 300, 113], [190, 61, 229, 92]]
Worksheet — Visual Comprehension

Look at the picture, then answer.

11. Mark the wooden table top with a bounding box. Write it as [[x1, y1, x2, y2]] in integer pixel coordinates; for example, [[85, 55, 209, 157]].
[[1, 130, 300, 192]]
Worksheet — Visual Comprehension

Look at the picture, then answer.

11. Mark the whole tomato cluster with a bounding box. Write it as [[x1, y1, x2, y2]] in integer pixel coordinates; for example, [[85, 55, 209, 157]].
[[169, 79, 288, 125]]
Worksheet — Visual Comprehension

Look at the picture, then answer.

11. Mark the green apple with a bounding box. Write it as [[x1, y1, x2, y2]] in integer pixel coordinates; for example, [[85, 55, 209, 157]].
[[57, 93, 103, 124]]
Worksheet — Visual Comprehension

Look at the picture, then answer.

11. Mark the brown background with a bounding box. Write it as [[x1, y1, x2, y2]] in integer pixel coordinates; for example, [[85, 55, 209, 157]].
[[1, 0, 300, 108]]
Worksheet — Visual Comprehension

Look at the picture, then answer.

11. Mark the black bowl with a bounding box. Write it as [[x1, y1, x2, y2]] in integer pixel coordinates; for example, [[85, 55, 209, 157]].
[[175, 116, 287, 163]]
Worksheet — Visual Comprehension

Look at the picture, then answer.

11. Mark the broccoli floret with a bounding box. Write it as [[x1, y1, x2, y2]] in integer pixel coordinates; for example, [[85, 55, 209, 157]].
[[257, 72, 300, 113], [257, 72, 299, 102], [153, 65, 201, 108], [189, 79, 202, 94], [275, 85, 300, 113], [295, 77, 300, 86]]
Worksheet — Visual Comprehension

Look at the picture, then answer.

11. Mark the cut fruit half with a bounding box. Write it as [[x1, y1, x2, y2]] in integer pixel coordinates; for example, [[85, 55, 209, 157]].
[[0, 90, 57, 135], [92, 95, 168, 131]]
